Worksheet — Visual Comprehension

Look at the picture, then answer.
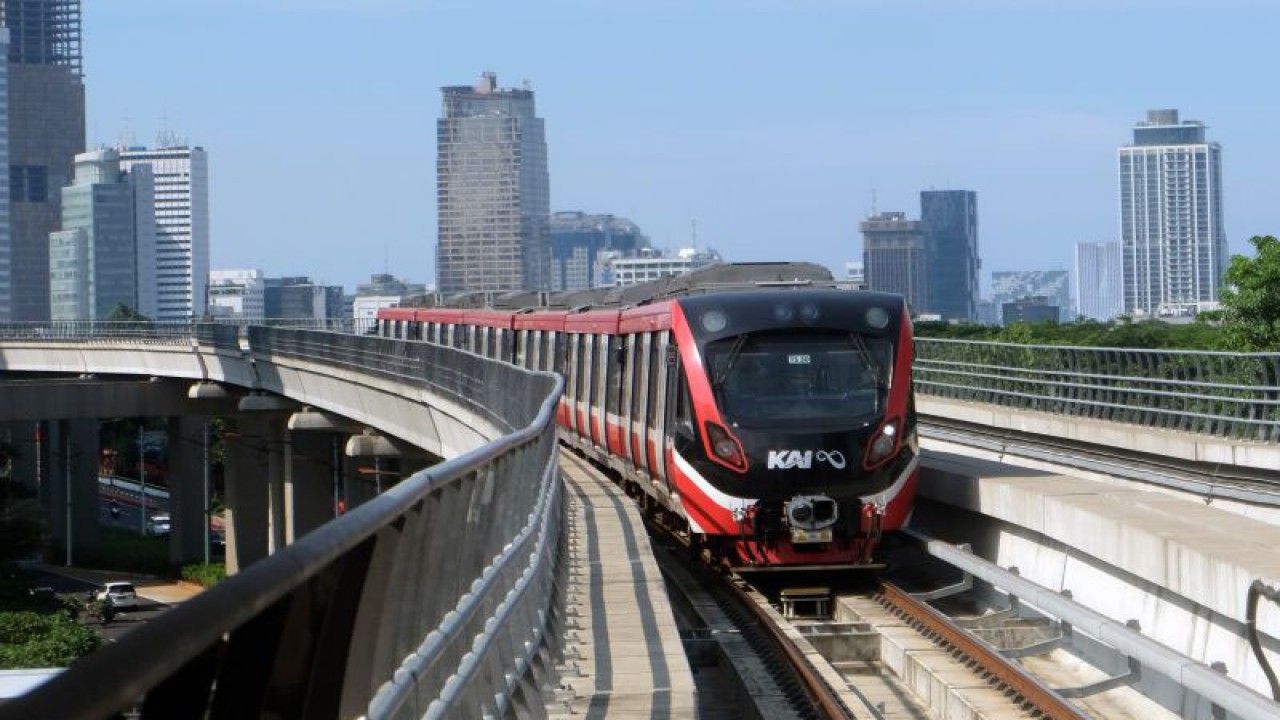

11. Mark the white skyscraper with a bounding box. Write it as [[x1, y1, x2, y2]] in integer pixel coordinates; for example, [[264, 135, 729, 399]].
[[208, 269, 264, 321], [1075, 242, 1123, 321], [119, 144, 209, 320], [1118, 110, 1227, 317]]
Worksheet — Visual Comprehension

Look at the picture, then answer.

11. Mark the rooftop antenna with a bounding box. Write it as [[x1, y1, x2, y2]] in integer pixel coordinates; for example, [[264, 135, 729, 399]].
[[871, 188, 878, 216], [118, 110, 136, 149], [156, 105, 184, 149]]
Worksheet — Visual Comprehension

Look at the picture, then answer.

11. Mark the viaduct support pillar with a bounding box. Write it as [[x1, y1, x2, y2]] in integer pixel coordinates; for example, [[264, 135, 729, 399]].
[[46, 419, 101, 564], [2, 421, 42, 494], [222, 417, 270, 575], [166, 416, 208, 565], [266, 419, 288, 555], [285, 431, 338, 542]]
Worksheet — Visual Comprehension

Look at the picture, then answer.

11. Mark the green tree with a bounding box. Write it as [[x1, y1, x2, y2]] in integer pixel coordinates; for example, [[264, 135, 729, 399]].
[[106, 302, 148, 322], [1207, 235, 1280, 351], [0, 610, 99, 668]]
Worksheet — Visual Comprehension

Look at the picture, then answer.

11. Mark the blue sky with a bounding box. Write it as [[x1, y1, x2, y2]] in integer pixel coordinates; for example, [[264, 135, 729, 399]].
[[85, 0, 1277, 295]]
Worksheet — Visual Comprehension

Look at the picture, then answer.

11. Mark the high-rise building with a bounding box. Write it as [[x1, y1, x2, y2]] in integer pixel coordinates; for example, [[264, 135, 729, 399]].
[[1075, 242, 1123, 321], [550, 212, 647, 292], [48, 149, 155, 320], [208, 269, 265, 321], [991, 270, 1070, 323], [353, 273, 428, 325], [118, 144, 209, 321], [264, 276, 343, 320], [843, 261, 865, 289], [437, 72, 550, 294], [1119, 109, 1227, 317], [609, 247, 721, 287], [3, 0, 86, 321], [0, 29, 10, 320], [921, 190, 980, 322], [860, 211, 927, 314], [1001, 296, 1059, 325]]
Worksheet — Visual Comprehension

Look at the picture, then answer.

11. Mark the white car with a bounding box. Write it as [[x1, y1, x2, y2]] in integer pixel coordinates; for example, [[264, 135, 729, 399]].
[[147, 513, 171, 537], [96, 581, 138, 608]]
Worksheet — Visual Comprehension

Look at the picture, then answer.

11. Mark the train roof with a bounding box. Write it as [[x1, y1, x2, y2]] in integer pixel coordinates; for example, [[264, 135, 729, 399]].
[[396, 262, 837, 313]]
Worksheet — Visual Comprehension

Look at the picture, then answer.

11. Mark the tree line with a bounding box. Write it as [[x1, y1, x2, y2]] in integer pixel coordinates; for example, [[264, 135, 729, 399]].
[[918, 235, 1280, 352]]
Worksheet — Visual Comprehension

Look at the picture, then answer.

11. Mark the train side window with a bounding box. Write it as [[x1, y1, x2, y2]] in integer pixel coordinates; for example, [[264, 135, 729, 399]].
[[606, 336, 623, 416], [566, 334, 579, 404], [585, 335, 598, 411], [577, 334, 588, 403], [647, 333, 662, 426], [674, 368, 695, 441], [620, 336, 635, 429], [631, 334, 648, 424]]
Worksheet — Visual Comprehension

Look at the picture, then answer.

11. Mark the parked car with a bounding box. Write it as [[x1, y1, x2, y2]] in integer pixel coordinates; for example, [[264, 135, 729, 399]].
[[96, 581, 138, 608], [147, 513, 171, 537]]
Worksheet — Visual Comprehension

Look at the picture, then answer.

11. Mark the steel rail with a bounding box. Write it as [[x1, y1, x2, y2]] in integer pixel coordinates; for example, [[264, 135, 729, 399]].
[[721, 576, 856, 720], [878, 582, 1092, 720], [903, 529, 1280, 720]]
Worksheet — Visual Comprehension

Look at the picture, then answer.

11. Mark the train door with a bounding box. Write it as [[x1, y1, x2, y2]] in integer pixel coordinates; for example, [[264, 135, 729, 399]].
[[645, 330, 675, 481], [618, 334, 635, 466], [580, 334, 594, 441], [593, 333, 609, 448], [650, 331, 671, 486], [605, 334, 625, 457], [566, 333, 581, 435], [631, 333, 652, 475]]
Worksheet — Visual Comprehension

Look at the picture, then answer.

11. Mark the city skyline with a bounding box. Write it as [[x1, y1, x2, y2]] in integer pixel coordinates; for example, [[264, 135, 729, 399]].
[[80, 1, 1278, 294]]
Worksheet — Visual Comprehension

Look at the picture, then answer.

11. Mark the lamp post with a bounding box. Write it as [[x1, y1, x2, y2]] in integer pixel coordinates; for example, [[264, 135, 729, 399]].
[[64, 435, 72, 567], [138, 424, 146, 536], [203, 420, 210, 565]]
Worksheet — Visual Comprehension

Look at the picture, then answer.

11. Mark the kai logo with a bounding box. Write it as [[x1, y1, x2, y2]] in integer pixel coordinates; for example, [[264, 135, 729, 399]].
[[767, 450, 846, 470]]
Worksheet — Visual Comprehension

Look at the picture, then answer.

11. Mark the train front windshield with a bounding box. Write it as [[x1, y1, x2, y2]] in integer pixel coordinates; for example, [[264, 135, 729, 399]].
[[707, 331, 893, 428]]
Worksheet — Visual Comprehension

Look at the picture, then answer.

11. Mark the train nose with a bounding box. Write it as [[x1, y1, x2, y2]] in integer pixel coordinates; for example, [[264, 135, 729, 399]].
[[785, 495, 838, 543]]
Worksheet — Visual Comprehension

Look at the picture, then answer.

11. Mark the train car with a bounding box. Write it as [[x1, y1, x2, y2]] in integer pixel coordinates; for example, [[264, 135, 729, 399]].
[[378, 263, 918, 568]]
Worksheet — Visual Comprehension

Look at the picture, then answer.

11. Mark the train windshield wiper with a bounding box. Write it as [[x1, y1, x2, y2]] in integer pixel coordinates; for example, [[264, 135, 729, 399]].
[[848, 333, 886, 391], [712, 334, 749, 390]]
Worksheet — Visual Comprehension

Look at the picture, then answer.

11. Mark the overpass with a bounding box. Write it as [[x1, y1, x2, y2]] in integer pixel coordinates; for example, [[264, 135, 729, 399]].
[[0, 323, 1276, 718]]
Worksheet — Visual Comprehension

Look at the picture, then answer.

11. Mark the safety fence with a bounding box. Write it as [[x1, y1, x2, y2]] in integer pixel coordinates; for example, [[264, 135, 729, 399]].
[[1, 329, 566, 720], [914, 338, 1280, 442]]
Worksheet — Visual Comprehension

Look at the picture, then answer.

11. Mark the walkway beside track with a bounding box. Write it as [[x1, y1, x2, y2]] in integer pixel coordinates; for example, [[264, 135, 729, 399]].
[[916, 450, 1280, 697], [549, 452, 697, 719]]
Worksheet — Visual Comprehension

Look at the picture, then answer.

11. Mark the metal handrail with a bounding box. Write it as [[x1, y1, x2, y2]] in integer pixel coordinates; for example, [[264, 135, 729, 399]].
[[905, 529, 1280, 720], [0, 329, 565, 720], [915, 338, 1280, 441]]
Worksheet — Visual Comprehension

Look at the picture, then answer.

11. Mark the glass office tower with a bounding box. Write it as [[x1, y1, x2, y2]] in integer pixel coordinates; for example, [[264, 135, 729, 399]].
[[2, 0, 85, 321]]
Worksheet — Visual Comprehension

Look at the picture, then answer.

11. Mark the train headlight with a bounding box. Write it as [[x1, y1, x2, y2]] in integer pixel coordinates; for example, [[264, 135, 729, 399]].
[[704, 421, 748, 473], [863, 419, 901, 468], [700, 309, 728, 333], [865, 307, 890, 329]]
